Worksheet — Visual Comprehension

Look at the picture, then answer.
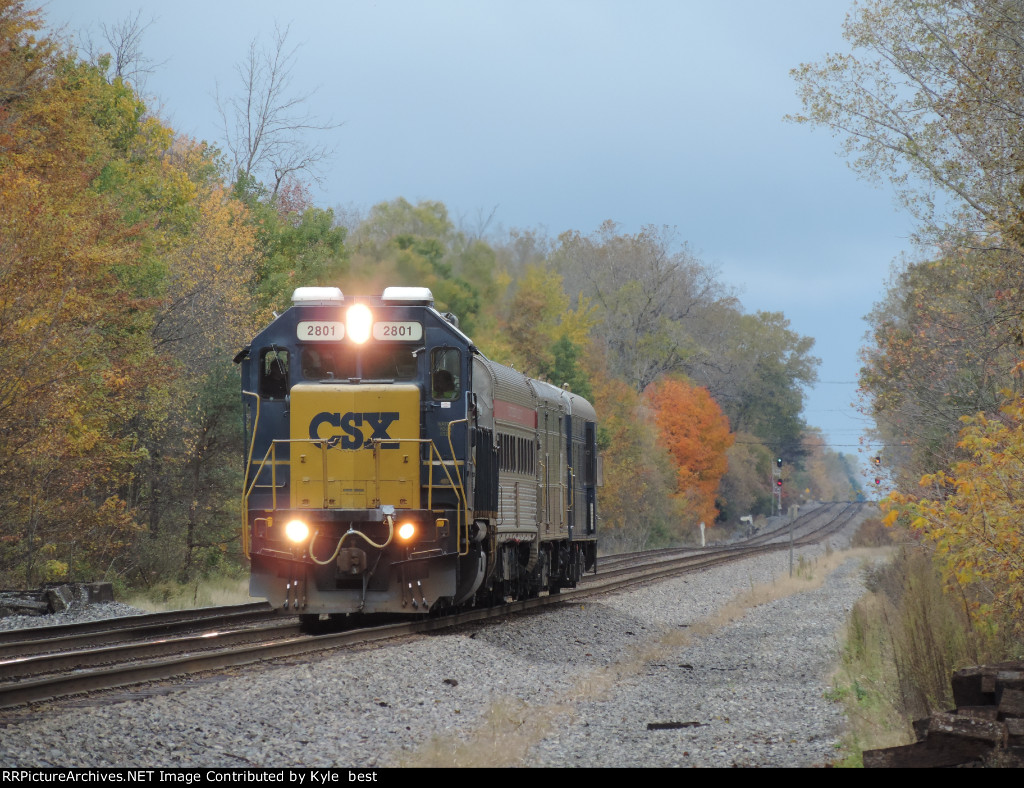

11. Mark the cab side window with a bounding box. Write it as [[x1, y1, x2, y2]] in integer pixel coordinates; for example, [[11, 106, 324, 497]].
[[431, 348, 460, 400], [260, 348, 289, 399]]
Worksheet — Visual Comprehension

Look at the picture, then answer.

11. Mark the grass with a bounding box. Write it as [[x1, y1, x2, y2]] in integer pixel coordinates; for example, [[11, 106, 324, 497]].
[[122, 574, 256, 612], [823, 520, 1022, 767]]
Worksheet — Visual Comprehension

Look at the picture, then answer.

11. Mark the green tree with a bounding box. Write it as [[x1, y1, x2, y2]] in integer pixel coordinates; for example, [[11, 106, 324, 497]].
[[699, 310, 818, 456], [556, 221, 732, 392], [346, 198, 493, 334], [861, 249, 1021, 488]]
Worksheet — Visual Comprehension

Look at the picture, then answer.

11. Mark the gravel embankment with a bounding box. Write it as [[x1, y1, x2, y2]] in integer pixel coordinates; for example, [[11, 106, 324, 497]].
[[0, 518, 880, 768], [0, 602, 147, 633]]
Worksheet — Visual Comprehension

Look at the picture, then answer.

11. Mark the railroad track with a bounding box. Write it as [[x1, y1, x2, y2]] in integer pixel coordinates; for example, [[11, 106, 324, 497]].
[[585, 501, 862, 590], [0, 501, 870, 711]]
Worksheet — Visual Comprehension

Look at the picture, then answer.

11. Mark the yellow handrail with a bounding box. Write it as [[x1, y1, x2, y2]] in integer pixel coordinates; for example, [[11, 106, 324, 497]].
[[242, 436, 467, 550], [445, 419, 469, 555], [240, 391, 260, 559]]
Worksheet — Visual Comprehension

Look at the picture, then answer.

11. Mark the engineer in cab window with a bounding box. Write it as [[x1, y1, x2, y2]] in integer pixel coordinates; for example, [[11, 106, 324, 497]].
[[432, 369, 457, 400]]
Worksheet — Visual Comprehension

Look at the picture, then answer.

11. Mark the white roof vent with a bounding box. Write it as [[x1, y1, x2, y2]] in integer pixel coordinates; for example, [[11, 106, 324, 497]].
[[381, 286, 434, 305], [292, 286, 344, 305]]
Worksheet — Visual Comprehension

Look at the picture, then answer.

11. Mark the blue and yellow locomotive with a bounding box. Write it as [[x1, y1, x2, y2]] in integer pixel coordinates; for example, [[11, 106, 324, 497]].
[[236, 286, 598, 618]]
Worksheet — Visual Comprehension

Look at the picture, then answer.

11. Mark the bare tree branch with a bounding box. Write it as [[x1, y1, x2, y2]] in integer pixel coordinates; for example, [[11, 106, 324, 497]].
[[82, 10, 164, 94], [216, 24, 341, 196]]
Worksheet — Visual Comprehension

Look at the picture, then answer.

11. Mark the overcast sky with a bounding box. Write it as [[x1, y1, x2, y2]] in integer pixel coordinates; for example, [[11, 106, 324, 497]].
[[44, 0, 916, 473]]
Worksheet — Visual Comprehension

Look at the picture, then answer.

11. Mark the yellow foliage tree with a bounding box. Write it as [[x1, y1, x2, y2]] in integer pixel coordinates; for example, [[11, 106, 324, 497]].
[[883, 392, 1024, 635]]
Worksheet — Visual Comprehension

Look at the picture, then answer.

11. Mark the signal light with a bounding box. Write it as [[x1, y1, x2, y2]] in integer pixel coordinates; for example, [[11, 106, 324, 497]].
[[873, 456, 881, 466], [776, 457, 783, 469], [776, 479, 783, 487], [874, 478, 881, 485]]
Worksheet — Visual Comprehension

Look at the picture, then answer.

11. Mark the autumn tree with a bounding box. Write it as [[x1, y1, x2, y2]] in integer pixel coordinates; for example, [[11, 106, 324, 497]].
[[586, 358, 679, 551], [716, 434, 774, 522], [861, 248, 1023, 488], [795, 0, 1024, 653], [556, 222, 733, 392], [0, 6, 149, 584], [884, 394, 1024, 636], [790, 431, 862, 503], [644, 376, 735, 530], [790, 0, 1024, 237], [0, 2, 274, 586]]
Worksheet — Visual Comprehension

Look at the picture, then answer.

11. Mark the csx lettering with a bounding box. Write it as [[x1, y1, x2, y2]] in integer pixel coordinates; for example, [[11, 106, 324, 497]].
[[309, 411, 400, 449]]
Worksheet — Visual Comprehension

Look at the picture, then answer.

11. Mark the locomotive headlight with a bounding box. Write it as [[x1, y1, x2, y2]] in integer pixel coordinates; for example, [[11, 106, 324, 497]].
[[346, 303, 373, 344], [284, 519, 310, 543], [397, 521, 416, 541]]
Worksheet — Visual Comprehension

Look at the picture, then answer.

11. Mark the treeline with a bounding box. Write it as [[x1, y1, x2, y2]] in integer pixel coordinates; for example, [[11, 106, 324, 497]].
[[793, 0, 1024, 640], [0, 1, 855, 590]]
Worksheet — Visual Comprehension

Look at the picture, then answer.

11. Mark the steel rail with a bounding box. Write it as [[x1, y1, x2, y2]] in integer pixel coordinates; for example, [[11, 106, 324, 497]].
[[0, 602, 272, 649], [0, 502, 869, 711]]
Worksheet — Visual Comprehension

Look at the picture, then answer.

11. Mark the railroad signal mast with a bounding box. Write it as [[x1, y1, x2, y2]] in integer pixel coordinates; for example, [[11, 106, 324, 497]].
[[774, 456, 783, 515]]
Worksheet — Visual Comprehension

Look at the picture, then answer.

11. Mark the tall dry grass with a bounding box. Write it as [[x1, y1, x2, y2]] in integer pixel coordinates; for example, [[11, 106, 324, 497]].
[[828, 519, 1021, 765], [123, 575, 255, 612]]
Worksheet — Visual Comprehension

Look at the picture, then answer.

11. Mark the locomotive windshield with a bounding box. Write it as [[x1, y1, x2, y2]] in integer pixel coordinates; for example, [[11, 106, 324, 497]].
[[300, 343, 418, 381]]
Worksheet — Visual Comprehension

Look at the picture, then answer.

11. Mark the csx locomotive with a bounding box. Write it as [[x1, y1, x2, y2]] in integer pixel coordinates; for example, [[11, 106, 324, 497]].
[[236, 286, 598, 619]]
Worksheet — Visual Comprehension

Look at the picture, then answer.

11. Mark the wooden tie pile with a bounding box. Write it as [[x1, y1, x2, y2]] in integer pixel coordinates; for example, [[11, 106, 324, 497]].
[[864, 662, 1024, 767]]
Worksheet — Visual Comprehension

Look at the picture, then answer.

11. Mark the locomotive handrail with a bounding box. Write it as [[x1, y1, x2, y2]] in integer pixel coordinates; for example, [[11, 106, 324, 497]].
[[445, 418, 469, 556], [241, 390, 260, 560], [246, 437, 453, 509], [242, 436, 466, 548]]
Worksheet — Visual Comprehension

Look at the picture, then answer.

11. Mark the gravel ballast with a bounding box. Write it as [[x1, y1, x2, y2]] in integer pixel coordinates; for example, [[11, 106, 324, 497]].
[[0, 520, 879, 768]]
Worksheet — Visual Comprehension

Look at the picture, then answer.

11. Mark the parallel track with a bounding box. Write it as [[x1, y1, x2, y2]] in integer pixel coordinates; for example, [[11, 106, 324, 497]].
[[0, 501, 870, 711]]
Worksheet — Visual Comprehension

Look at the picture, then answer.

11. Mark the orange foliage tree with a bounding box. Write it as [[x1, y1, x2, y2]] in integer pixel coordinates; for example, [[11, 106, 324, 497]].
[[644, 375, 734, 528], [586, 354, 678, 549]]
